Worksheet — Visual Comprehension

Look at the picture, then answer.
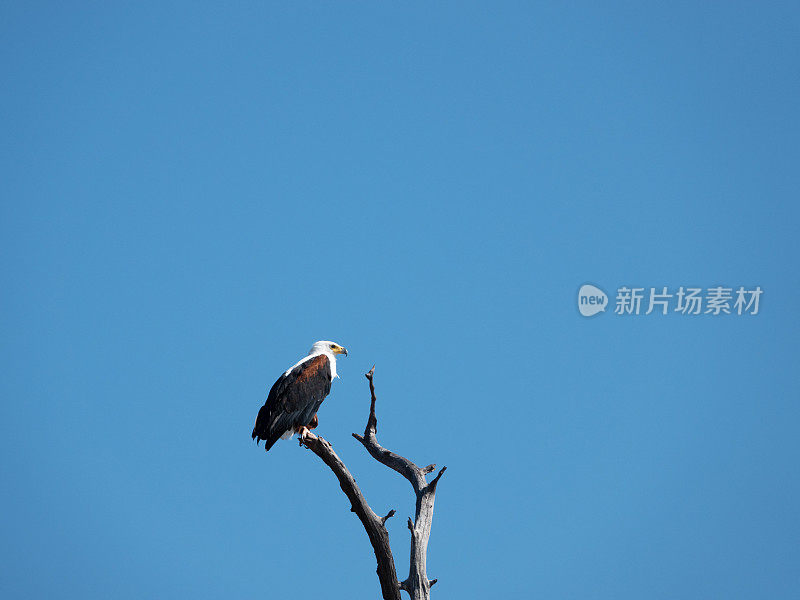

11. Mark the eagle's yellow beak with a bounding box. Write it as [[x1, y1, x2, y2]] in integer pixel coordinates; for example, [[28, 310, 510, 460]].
[[332, 345, 348, 356]]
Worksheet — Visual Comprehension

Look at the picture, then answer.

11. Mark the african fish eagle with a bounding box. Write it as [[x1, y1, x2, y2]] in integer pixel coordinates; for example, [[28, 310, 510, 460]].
[[252, 341, 348, 451]]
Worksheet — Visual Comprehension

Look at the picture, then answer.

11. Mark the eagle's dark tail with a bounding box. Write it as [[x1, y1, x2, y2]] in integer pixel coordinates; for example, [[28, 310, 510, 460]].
[[263, 434, 282, 451], [252, 405, 277, 451]]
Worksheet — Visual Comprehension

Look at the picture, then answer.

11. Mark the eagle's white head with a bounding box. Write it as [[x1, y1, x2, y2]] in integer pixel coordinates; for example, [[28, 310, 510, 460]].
[[309, 340, 348, 378], [310, 340, 348, 357]]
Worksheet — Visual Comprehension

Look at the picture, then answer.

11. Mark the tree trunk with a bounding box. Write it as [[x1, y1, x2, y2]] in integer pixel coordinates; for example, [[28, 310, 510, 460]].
[[300, 367, 445, 599]]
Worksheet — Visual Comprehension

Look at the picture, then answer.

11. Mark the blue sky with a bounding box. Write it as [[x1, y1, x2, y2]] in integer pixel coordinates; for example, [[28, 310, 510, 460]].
[[2, 2, 799, 598]]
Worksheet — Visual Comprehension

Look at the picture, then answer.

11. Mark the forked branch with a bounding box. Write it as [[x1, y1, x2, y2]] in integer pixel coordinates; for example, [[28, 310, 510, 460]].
[[353, 367, 445, 600], [302, 366, 445, 600], [299, 432, 401, 600]]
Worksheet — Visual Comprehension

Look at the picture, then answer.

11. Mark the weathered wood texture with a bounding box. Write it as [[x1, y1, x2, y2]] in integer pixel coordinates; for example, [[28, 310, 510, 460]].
[[299, 432, 401, 600], [301, 367, 445, 600]]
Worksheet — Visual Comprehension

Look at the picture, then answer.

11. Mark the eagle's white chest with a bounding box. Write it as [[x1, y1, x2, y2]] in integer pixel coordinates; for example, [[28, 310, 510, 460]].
[[327, 351, 338, 379]]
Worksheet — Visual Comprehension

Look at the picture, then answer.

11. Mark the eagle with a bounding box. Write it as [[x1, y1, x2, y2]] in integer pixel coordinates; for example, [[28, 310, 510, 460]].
[[252, 340, 348, 451]]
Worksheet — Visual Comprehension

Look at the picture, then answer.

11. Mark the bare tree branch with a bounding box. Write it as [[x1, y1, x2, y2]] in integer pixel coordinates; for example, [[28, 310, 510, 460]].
[[353, 367, 427, 494], [353, 367, 446, 600], [429, 466, 447, 491], [300, 432, 401, 600], [300, 366, 445, 600]]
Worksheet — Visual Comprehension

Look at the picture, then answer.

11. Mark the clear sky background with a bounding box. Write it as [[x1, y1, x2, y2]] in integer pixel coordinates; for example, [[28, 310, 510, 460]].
[[2, 3, 799, 599]]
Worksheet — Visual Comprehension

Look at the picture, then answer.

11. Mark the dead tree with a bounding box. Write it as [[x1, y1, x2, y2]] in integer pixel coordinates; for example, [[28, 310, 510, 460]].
[[300, 367, 446, 600]]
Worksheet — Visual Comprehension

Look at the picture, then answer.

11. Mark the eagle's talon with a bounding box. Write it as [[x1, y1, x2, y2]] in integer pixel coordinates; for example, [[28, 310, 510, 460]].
[[297, 426, 311, 446]]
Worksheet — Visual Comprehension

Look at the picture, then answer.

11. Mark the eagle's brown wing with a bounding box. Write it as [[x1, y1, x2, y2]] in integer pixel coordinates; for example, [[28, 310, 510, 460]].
[[252, 354, 332, 451]]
